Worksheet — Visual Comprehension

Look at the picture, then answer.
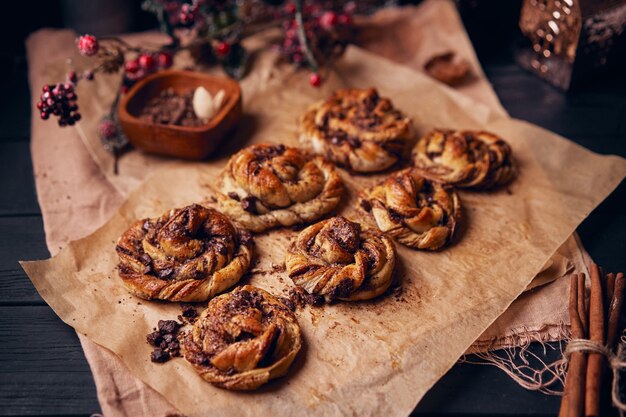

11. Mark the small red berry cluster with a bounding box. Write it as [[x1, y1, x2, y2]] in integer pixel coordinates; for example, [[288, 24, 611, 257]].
[[37, 82, 81, 126], [123, 51, 173, 93]]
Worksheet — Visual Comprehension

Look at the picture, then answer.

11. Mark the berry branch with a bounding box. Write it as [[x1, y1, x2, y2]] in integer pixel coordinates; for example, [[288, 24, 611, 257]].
[[36, 0, 379, 173]]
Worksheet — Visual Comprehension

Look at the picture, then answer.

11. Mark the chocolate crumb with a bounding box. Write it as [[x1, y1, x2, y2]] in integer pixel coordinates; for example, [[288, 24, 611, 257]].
[[360, 199, 372, 212], [227, 192, 240, 201]]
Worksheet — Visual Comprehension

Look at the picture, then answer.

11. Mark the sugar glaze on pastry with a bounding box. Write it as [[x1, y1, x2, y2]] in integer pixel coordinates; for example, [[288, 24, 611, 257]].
[[216, 143, 343, 232], [115, 204, 253, 302], [411, 129, 516, 189], [300, 88, 413, 173], [360, 168, 460, 250], [285, 216, 396, 302], [182, 285, 302, 390]]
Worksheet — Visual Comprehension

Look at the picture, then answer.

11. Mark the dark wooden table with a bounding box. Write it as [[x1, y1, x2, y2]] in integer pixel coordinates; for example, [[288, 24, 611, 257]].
[[1, 11, 625, 417]]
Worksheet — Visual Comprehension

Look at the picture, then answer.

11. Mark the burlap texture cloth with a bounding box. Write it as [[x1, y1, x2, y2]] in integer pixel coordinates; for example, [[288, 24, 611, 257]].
[[26, 1, 592, 415]]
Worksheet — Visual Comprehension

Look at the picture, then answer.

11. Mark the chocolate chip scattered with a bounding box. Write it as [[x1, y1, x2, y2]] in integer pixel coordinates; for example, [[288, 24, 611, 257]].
[[241, 196, 258, 214], [156, 267, 174, 280], [239, 230, 254, 246], [182, 305, 198, 320], [158, 320, 180, 335], [360, 199, 372, 212], [146, 331, 163, 347], [150, 348, 170, 363], [227, 192, 240, 201], [139, 253, 152, 265], [280, 296, 296, 311], [289, 286, 325, 308]]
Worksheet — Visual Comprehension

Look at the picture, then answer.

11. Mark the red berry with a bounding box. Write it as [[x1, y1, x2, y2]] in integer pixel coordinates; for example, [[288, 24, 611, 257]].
[[41, 111, 49, 120], [84, 70, 94, 81], [97, 118, 117, 139], [77, 34, 99, 56], [215, 42, 230, 57], [284, 2, 296, 14], [42, 85, 50, 92], [309, 73, 322, 87], [122, 85, 129, 94], [319, 11, 338, 30], [125, 59, 139, 74], [337, 13, 352, 26], [157, 52, 173, 69], [138, 54, 155, 71], [67, 71, 77, 83]]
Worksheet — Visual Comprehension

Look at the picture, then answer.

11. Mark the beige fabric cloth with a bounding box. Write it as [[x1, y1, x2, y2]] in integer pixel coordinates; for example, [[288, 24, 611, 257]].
[[25, 1, 588, 415]]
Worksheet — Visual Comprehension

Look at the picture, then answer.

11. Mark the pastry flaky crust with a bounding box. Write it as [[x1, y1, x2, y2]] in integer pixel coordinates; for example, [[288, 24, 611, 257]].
[[411, 129, 516, 190], [216, 143, 343, 232], [285, 216, 396, 302], [299, 87, 414, 173], [360, 168, 461, 250], [182, 285, 302, 390], [115, 204, 254, 302]]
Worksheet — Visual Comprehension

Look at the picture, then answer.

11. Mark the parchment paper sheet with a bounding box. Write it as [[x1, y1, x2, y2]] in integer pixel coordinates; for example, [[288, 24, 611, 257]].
[[22, 44, 626, 417]]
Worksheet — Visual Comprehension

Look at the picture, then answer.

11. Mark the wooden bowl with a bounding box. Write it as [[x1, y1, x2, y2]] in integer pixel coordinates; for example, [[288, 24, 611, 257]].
[[118, 70, 242, 160]]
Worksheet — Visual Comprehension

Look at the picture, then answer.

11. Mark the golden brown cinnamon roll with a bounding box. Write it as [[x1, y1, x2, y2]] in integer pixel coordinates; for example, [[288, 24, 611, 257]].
[[182, 285, 302, 390], [360, 168, 460, 250], [216, 143, 343, 232], [411, 129, 516, 189], [299, 88, 413, 173], [285, 216, 396, 302], [115, 204, 253, 302]]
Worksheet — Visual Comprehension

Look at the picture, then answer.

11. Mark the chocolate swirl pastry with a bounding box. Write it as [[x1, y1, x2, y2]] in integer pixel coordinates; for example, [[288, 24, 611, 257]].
[[360, 168, 460, 250], [285, 216, 396, 302], [411, 129, 516, 189], [299, 88, 413, 173], [216, 143, 343, 232], [182, 285, 302, 390], [115, 204, 253, 302]]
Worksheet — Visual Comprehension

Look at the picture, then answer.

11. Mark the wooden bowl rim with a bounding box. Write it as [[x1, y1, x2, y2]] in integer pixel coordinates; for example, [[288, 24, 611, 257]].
[[118, 69, 242, 133]]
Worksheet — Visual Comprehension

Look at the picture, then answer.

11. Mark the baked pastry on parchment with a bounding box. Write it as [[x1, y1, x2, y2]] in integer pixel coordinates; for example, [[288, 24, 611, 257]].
[[411, 129, 516, 189], [360, 168, 460, 250], [115, 204, 253, 302], [285, 216, 396, 302], [216, 143, 343, 232], [299, 87, 413, 173], [182, 285, 302, 390]]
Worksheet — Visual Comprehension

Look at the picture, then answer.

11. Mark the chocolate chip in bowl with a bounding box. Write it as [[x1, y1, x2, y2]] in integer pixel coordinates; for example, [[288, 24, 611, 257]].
[[118, 70, 242, 160], [138, 88, 204, 127]]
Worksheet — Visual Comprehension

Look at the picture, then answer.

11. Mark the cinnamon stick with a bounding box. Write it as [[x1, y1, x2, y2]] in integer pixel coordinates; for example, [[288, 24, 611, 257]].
[[584, 264, 605, 417], [606, 272, 624, 349], [560, 273, 588, 417]]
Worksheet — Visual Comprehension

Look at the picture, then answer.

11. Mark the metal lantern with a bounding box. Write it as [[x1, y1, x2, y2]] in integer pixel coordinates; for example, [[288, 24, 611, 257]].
[[517, 0, 626, 90]]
